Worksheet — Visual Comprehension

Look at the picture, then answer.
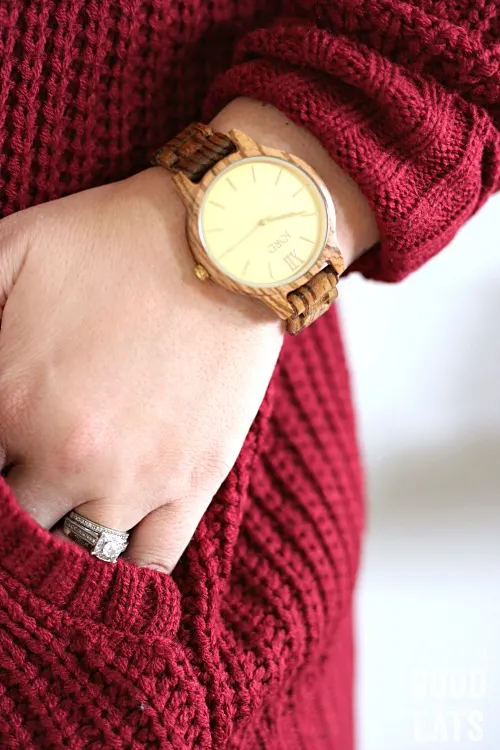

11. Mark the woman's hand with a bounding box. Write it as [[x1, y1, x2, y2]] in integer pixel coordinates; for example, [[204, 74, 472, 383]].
[[0, 99, 377, 573], [0, 166, 284, 573]]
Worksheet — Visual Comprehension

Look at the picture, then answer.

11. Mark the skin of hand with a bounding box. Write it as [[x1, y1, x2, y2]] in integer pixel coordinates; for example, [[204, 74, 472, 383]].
[[0, 98, 379, 573]]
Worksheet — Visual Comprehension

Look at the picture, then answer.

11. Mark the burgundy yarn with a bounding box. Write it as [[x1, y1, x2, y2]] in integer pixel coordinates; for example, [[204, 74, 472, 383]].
[[0, 1, 498, 747]]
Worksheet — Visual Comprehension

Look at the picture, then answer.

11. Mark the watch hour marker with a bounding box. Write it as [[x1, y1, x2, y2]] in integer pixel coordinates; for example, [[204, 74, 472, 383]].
[[300, 235, 314, 243], [243, 259, 251, 278], [275, 168, 283, 185], [292, 185, 305, 198], [209, 200, 225, 209], [205, 227, 223, 232], [219, 246, 233, 259], [268, 261, 274, 280], [252, 165, 257, 182], [227, 177, 237, 192], [283, 249, 304, 272]]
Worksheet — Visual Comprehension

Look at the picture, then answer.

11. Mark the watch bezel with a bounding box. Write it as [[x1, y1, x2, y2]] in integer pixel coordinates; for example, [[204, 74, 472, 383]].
[[173, 128, 344, 320]]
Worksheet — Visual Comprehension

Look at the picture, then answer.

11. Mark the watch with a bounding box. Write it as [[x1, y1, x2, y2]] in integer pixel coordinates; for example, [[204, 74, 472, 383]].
[[152, 122, 344, 334]]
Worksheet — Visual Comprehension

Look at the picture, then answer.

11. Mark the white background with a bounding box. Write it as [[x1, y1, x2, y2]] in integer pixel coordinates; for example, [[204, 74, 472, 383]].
[[339, 194, 500, 749]]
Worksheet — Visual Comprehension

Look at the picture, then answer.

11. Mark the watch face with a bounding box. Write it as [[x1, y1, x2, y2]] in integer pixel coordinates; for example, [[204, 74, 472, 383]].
[[198, 156, 329, 288]]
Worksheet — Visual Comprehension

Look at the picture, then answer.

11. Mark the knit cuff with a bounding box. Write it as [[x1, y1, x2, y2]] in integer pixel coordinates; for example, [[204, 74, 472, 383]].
[[203, 22, 499, 282], [0, 479, 181, 636]]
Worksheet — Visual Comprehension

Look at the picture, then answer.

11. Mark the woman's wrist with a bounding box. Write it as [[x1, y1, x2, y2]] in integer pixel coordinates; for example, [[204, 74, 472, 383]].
[[132, 97, 381, 336], [210, 97, 380, 268]]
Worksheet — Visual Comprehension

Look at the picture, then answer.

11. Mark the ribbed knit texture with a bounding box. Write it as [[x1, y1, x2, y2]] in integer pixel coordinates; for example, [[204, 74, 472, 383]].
[[0, 1, 498, 748]]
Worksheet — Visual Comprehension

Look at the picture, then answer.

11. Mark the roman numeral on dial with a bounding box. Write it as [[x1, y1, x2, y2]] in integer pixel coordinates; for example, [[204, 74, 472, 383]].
[[283, 249, 304, 272]]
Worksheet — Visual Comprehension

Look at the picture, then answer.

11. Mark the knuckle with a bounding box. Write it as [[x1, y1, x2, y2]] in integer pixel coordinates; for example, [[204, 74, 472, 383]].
[[187, 450, 233, 497], [150, 443, 232, 506], [0, 377, 30, 429], [143, 442, 232, 509], [52, 412, 111, 474]]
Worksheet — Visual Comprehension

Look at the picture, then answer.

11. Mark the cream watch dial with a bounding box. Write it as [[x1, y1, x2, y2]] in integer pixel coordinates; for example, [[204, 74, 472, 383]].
[[198, 156, 329, 288]]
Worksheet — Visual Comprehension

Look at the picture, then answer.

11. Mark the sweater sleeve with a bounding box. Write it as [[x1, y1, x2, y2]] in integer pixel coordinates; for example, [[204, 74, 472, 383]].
[[203, 0, 500, 281]]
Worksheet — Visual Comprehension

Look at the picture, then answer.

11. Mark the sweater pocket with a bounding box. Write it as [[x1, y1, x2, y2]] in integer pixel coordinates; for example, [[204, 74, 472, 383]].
[[0, 569, 212, 749]]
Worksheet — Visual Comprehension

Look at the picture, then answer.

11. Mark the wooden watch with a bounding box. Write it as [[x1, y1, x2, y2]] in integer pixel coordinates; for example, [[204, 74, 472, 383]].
[[152, 123, 344, 334]]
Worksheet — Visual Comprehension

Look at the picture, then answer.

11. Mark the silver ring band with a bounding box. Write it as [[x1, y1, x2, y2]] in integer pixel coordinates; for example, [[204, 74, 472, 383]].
[[63, 510, 129, 563]]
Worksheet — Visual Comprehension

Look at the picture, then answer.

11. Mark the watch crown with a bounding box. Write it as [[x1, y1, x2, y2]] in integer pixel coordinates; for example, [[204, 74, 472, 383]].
[[193, 264, 210, 281]]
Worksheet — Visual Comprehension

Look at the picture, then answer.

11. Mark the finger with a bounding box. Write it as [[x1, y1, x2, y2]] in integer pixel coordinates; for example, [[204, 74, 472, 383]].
[[69, 498, 141, 534], [5, 465, 74, 528], [60, 497, 147, 560], [124, 499, 204, 574]]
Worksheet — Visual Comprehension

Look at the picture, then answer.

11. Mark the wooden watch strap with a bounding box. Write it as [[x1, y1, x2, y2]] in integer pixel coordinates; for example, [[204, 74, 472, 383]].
[[152, 122, 236, 182], [287, 266, 339, 334]]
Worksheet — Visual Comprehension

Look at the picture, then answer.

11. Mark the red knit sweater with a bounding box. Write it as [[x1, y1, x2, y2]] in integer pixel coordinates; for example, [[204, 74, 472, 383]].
[[0, 1, 498, 748]]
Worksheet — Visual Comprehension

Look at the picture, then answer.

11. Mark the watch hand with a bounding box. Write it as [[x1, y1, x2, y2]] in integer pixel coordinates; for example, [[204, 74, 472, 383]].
[[217, 211, 310, 260], [218, 217, 271, 259], [260, 211, 311, 225]]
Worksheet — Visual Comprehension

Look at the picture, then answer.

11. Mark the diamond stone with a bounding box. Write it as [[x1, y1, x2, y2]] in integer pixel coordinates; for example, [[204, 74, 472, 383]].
[[93, 532, 128, 563]]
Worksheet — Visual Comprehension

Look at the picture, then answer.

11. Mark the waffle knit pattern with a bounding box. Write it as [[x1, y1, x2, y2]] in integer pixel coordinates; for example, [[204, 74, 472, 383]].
[[0, 1, 498, 748]]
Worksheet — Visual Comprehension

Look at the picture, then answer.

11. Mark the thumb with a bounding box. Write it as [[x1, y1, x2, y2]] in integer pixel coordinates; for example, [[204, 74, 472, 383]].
[[124, 499, 205, 575], [0, 212, 30, 314]]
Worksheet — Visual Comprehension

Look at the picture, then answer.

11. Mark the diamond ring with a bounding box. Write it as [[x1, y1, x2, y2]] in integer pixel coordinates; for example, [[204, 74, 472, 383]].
[[63, 510, 129, 563]]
